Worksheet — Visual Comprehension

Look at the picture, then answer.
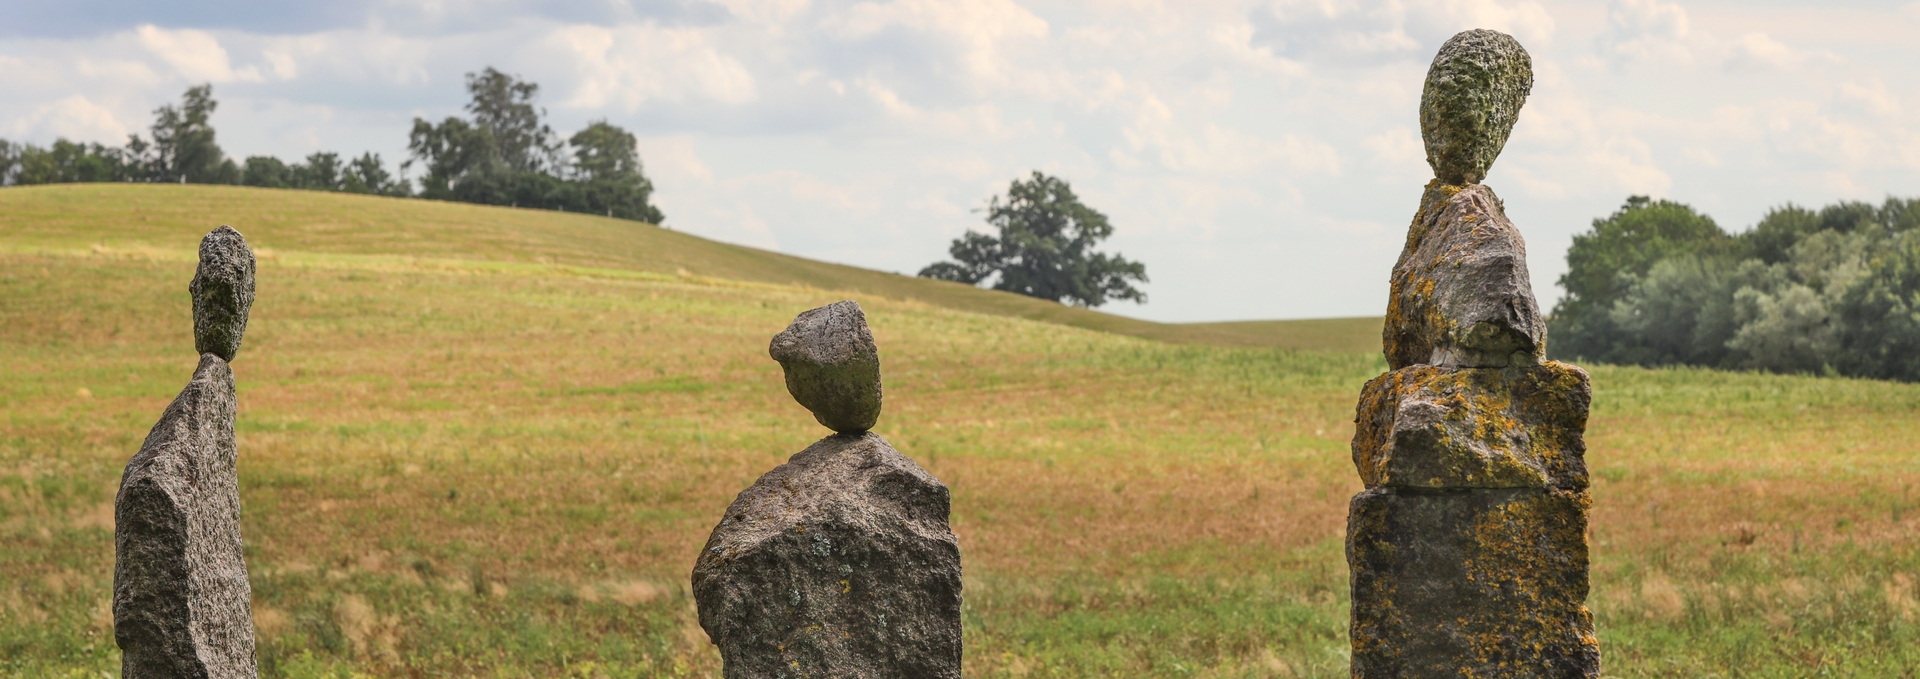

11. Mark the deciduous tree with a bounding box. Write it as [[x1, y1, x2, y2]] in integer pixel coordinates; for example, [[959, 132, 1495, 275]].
[[919, 171, 1147, 308]]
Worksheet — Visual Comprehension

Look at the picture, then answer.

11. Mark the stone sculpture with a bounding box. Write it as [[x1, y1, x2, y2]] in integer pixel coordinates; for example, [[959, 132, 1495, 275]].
[[694, 300, 963, 678], [1347, 30, 1601, 678], [115, 225, 260, 679], [768, 301, 883, 434]]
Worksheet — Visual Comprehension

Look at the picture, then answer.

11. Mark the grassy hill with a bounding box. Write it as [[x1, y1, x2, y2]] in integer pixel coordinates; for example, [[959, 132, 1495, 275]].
[[0, 183, 1382, 352], [3, 184, 1917, 678]]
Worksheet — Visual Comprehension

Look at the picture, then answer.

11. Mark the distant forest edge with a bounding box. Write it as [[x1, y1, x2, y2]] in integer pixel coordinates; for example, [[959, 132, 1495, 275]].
[[0, 69, 663, 224], [1550, 195, 1920, 382]]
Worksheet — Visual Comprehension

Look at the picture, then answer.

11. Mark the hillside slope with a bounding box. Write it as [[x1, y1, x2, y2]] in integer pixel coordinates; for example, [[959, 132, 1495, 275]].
[[0, 183, 1381, 352]]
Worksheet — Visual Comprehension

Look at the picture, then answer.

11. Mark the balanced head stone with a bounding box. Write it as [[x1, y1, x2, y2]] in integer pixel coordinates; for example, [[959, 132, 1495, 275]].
[[1420, 29, 1532, 186], [190, 226, 256, 362], [692, 432, 962, 678], [769, 300, 882, 433]]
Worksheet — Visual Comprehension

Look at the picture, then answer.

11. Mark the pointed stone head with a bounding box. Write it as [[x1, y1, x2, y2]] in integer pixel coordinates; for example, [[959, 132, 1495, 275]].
[[1420, 29, 1533, 186], [770, 301, 882, 433], [189, 226, 256, 362]]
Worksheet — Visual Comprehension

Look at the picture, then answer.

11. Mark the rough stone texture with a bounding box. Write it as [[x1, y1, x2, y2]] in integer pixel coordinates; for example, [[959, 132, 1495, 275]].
[[1350, 28, 1595, 677], [1352, 362, 1590, 490], [770, 301, 882, 433], [1420, 29, 1532, 186], [1348, 487, 1599, 678], [1382, 183, 1545, 370], [692, 432, 962, 679], [114, 353, 258, 679], [190, 226, 256, 362]]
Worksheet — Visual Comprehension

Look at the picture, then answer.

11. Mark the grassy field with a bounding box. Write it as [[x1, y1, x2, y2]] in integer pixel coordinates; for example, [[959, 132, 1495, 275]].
[[0, 184, 1380, 352], [3, 185, 1918, 678]]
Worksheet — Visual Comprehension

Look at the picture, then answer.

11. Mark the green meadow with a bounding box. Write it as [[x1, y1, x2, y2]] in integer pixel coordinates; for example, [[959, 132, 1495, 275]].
[[2, 184, 1916, 678]]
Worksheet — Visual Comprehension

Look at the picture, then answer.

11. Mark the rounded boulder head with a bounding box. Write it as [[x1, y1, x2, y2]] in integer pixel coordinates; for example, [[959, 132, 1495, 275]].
[[769, 301, 882, 433], [189, 226, 256, 362], [1420, 29, 1533, 186]]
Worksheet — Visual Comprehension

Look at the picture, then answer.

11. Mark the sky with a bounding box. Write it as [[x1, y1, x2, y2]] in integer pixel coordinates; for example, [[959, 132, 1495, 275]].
[[3, 0, 1917, 323]]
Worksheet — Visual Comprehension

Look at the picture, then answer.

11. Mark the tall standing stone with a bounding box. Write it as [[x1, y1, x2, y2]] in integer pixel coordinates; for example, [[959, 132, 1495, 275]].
[[115, 226, 259, 679], [1348, 31, 1600, 679], [693, 300, 963, 678]]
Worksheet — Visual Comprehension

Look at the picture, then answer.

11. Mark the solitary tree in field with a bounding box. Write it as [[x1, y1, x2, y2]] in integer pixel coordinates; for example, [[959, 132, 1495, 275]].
[[919, 171, 1147, 308]]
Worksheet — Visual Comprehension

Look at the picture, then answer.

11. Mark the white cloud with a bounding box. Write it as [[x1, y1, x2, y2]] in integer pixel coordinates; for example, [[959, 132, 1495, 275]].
[[643, 135, 714, 186], [553, 24, 758, 110], [1594, 0, 1691, 65], [1251, 0, 1554, 65], [262, 50, 298, 80], [136, 25, 260, 83], [1363, 127, 1425, 172], [821, 0, 1049, 92], [711, 0, 813, 25], [1724, 32, 1841, 72], [1594, 1, 1841, 73], [11, 95, 131, 142], [1835, 79, 1900, 119]]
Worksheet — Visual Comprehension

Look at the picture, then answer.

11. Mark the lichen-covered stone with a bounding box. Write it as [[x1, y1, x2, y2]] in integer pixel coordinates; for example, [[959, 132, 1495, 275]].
[[1352, 362, 1590, 490], [1348, 486, 1598, 679], [770, 300, 882, 433], [1383, 183, 1544, 369], [1420, 29, 1532, 186], [692, 432, 961, 679], [115, 353, 258, 679], [190, 226, 256, 362]]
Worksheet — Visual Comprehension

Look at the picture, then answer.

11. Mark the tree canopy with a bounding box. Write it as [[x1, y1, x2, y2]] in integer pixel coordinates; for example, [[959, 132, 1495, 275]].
[[919, 171, 1147, 308], [1, 72, 663, 225], [1549, 194, 1920, 381], [406, 68, 663, 223]]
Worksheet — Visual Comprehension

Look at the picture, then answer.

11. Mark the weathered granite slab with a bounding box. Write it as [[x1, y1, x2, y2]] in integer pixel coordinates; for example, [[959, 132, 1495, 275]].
[[1351, 362, 1590, 490], [114, 353, 258, 679], [1383, 183, 1545, 370], [1348, 486, 1599, 679], [692, 432, 961, 679]]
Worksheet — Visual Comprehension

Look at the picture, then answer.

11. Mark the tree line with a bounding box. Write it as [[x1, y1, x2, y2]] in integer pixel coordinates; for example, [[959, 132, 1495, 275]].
[[1551, 195, 1920, 381], [0, 69, 662, 224]]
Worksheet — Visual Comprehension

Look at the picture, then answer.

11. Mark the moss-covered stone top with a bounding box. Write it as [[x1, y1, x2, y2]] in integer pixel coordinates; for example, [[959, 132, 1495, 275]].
[[1420, 29, 1532, 186], [190, 225, 256, 362]]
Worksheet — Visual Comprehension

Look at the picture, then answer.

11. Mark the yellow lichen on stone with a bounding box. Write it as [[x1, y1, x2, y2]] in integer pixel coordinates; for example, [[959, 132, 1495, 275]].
[[1350, 363, 1590, 490], [1383, 183, 1545, 370]]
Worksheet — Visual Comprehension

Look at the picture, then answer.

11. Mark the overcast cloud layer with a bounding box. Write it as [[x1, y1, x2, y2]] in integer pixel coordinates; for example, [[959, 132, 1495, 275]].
[[5, 0, 1917, 322]]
